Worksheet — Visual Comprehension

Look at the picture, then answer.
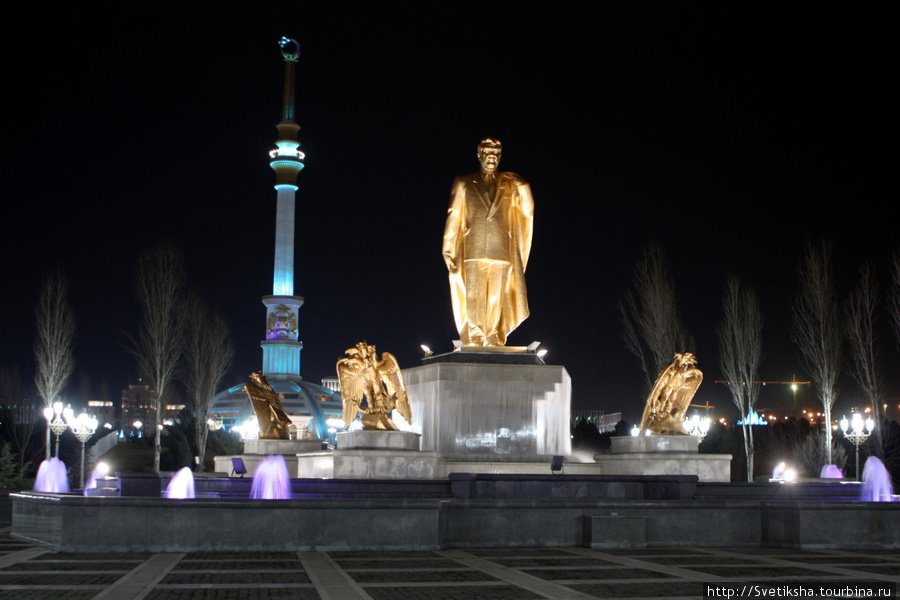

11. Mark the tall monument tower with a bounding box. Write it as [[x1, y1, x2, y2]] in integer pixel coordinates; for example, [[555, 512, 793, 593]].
[[261, 37, 305, 378]]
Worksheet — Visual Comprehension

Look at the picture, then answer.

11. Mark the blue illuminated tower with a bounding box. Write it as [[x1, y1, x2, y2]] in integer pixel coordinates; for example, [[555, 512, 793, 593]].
[[261, 38, 306, 378], [210, 38, 343, 438]]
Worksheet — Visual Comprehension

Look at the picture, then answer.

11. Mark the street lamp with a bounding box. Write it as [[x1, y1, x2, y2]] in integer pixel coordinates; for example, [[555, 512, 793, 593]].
[[840, 412, 875, 481], [684, 414, 711, 443], [44, 401, 68, 458], [234, 416, 259, 440], [69, 413, 98, 486]]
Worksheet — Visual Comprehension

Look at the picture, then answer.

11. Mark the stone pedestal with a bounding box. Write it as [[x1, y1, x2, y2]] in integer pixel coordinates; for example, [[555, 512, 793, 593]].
[[403, 357, 571, 456], [586, 434, 731, 482], [213, 439, 325, 477], [298, 431, 439, 479], [336, 430, 421, 451], [611, 435, 699, 454], [244, 439, 325, 454]]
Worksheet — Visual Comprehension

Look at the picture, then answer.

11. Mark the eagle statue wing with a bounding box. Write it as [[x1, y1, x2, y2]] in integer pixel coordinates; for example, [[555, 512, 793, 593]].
[[337, 352, 365, 427], [670, 369, 703, 423], [379, 352, 412, 424]]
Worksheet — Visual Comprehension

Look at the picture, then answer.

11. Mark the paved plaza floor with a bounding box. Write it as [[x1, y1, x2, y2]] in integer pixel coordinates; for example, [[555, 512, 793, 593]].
[[1, 527, 897, 600]]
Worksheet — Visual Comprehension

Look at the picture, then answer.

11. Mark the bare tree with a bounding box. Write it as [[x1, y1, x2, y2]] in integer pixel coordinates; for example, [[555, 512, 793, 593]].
[[791, 239, 841, 464], [128, 244, 186, 473], [182, 294, 235, 472], [619, 245, 693, 394], [845, 262, 885, 458], [717, 275, 764, 481], [33, 268, 76, 460]]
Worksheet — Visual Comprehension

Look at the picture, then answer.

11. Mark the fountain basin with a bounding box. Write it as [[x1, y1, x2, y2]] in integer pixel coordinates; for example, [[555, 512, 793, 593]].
[[11, 488, 899, 552]]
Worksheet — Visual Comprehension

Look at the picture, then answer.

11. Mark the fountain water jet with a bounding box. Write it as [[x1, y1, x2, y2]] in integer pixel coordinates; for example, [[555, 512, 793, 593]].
[[164, 467, 196, 499], [860, 457, 895, 502], [33, 457, 70, 493], [820, 464, 843, 479], [250, 455, 291, 499]]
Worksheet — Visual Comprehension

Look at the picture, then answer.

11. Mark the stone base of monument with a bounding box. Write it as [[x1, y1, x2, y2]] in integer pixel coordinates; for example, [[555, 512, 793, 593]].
[[213, 438, 325, 477], [335, 430, 421, 451], [403, 352, 572, 457], [611, 435, 699, 453], [296, 431, 443, 479], [577, 434, 731, 482], [244, 439, 325, 455]]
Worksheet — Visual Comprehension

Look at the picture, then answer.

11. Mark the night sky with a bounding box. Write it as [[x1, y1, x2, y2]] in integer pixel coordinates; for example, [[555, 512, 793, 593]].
[[2, 2, 897, 424]]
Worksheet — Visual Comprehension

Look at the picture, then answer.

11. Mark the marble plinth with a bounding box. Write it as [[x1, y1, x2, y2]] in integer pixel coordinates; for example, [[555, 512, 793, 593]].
[[336, 430, 421, 451], [581, 453, 731, 482], [403, 359, 571, 456], [587, 434, 730, 482], [611, 435, 699, 454], [297, 432, 426, 479], [333, 450, 441, 479], [213, 438, 325, 477], [243, 439, 324, 454]]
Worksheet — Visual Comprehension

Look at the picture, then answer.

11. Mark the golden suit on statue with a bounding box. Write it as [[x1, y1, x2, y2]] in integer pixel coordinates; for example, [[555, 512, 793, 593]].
[[443, 138, 534, 347]]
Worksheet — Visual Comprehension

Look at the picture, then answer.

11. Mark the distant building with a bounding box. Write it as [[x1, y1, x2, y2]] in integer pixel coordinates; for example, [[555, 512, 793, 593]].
[[121, 383, 156, 434], [86, 399, 116, 427], [571, 410, 621, 434]]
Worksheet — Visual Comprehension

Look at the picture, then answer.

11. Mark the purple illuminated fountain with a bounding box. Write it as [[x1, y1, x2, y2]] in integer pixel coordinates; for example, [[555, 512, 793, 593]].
[[164, 467, 196, 499], [33, 457, 70, 493], [250, 455, 292, 499], [860, 457, 895, 502], [819, 464, 844, 479]]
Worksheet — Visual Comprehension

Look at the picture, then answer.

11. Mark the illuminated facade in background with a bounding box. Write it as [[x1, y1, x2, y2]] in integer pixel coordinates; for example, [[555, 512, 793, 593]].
[[120, 383, 186, 435], [212, 38, 342, 438]]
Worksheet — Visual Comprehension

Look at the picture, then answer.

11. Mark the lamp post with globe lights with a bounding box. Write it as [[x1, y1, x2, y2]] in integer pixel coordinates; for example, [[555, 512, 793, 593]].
[[43, 401, 69, 458], [69, 413, 98, 486], [684, 414, 711, 443], [840, 412, 875, 481]]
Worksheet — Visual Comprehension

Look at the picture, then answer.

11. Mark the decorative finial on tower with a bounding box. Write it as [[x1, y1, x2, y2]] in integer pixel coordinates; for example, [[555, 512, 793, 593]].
[[279, 37, 300, 61], [277, 37, 301, 124], [269, 37, 304, 185]]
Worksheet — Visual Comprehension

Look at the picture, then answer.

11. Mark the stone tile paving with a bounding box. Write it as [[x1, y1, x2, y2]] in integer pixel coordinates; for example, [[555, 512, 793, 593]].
[[851, 565, 900, 575], [335, 558, 464, 570], [523, 567, 674, 581], [638, 556, 767, 565], [570, 581, 710, 598], [492, 557, 621, 567], [147, 590, 321, 600], [161, 571, 312, 585], [364, 585, 545, 599], [353, 569, 499, 583], [1, 528, 898, 600], [172, 560, 309, 571]]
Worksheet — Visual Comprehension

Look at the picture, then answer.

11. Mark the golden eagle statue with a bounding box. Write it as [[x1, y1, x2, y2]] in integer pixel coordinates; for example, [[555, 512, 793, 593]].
[[243, 371, 292, 439], [336, 342, 412, 430], [639, 352, 703, 435]]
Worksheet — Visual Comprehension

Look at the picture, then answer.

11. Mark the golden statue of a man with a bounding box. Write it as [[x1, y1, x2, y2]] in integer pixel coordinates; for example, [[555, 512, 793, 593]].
[[443, 138, 535, 346]]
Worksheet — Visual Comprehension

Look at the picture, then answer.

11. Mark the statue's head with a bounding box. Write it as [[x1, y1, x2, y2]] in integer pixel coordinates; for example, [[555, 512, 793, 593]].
[[674, 352, 697, 367], [477, 138, 502, 172], [249, 371, 265, 383]]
